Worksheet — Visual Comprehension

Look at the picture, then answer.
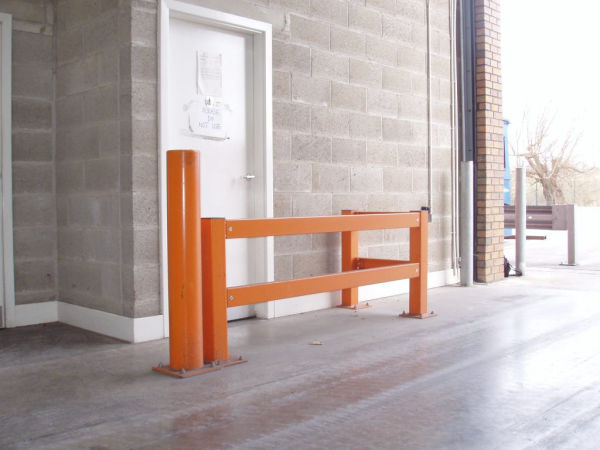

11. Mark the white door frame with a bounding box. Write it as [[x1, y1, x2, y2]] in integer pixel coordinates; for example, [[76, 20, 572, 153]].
[[159, 0, 274, 336], [0, 13, 15, 328]]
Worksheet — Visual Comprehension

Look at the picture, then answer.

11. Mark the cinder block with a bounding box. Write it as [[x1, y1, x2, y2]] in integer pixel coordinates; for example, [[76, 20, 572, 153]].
[[58, 228, 92, 260], [56, 125, 99, 161], [293, 251, 339, 278], [275, 234, 312, 255], [292, 134, 332, 162], [366, 0, 396, 13], [367, 141, 397, 166], [56, 196, 68, 227], [330, 26, 366, 57], [350, 167, 383, 192], [14, 227, 56, 260], [100, 263, 122, 306], [383, 167, 413, 192], [13, 30, 53, 65], [132, 154, 158, 192], [349, 113, 382, 139], [83, 11, 119, 53], [68, 194, 120, 227], [367, 88, 398, 117], [131, 45, 157, 82], [398, 144, 426, 168], [12, 97, 52, 130], [13, 63, 53, 100], [290, 15, 329, 49], [382, 66, 411, 93], [57, 28, 83, 64], [83, 84, 119, 122], [292, 193, 332, 216], [396, 0, 426, 23], [368, 193, 399, 212], [273, 101, 311, 132], [1, 0, 47, 23], [13, 194, 56, 227], [384, 228, 409, 244], [312, 50, 349, 82], [368, 244, 399, 259], [431, 54, 451, 79], [274, 193, 293, 217], [85, 158, 119, 191], [270, 0, 310, 14], [274, 255, 292, 281], [56, 161, 84, 193], [133, 264, 161, 317], [349, 59, 382, 88], [412, 168, 428, 193], [434, 124, 452, 147], [382, 15, 412, 44], [291, 74, 330, 105], [97, 120, 120, 156], [312, 232, 340, 251], [131, 81, 157, 120], [273, 71, 291, 100], [398, 94, 428, 121], [312, 164, 350, 193], [366, 36, 397, 66], [12, 131, 53, 162], [332, 138, 366, 164], [56, 56, 97, 97], [359, 230, 383, 245], [349, 3, 381, 35], [14, 259, 56, 293], [87, 229, 121, 263], [273, 40, 311, 74], [382, 118, 411, 142], [274, 161, 312, 192], [332, 193, 368, 213], [132, 191, 159, 227], [274, 131, 291, 161], [15, 290, 56, 305], [331, 82, 366, 112], [397, 46, 426, 72], [132, 118, 158, 155], [310, 0, 347, 26], [131, 8, 157, 47], [12, 162, 53, 194], [98, 48, 119, 86], [312, 106, 349, 137]]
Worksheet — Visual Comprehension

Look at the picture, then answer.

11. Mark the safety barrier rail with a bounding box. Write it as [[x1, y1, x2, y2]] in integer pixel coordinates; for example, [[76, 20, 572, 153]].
[[153, 150, 433, 378]]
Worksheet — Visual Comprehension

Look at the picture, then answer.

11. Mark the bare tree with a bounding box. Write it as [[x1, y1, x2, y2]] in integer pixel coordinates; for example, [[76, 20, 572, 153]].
[[512, 111, 587, 205]]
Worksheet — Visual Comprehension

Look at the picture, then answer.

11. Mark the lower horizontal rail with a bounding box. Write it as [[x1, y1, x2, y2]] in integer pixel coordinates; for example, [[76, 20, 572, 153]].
[[227, 263, 420, 307], [356, 258, 410, 269]]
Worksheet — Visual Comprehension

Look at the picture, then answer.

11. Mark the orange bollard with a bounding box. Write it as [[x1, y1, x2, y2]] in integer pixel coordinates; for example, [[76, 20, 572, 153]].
[[153, 150, 205, 378]]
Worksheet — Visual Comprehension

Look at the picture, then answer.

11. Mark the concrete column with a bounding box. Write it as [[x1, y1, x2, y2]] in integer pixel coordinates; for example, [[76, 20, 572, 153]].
[[515, 167, 526, 275], [567, 204, 577, 266], [460, 161, 473, 286]]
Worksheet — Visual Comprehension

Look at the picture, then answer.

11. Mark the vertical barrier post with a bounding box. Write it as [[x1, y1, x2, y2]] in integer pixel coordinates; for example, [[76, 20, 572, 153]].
[[566, 204, 577, 266], [402, 209, 434, 318], [340, 210, 360, 309], [201, 218, 230, 362], [515, 167, 526, 275], [153, 150, 203, 377]]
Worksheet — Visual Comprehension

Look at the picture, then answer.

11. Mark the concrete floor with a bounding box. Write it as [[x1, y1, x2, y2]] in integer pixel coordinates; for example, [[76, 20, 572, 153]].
[[2, 233, 600, 449]]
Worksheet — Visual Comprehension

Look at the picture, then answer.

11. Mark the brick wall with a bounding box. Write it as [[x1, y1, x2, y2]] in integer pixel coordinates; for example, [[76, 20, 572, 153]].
[[2, 0, 57, 305], [474, 0, 504, 282]]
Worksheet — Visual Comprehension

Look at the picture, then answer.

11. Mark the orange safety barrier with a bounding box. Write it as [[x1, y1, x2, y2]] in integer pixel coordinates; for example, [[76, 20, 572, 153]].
[[202, 208, 434, 367]]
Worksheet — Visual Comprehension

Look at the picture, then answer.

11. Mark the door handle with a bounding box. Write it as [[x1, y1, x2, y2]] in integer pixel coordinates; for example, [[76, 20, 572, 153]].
[[243, 174, 256, 180]]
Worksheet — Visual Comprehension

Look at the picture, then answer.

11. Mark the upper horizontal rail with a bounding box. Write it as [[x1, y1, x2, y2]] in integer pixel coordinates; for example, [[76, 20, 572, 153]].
[[225, 213, 421, 239]]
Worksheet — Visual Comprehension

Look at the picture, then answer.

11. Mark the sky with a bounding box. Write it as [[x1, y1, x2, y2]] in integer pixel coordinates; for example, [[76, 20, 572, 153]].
[[501, 0, 600, 166]]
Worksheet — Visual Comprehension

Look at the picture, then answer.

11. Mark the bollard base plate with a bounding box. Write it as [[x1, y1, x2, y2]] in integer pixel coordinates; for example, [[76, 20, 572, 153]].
[[399, 311, 437, 319], [337, 302, 370, 310], [152, 356, 247, 378]]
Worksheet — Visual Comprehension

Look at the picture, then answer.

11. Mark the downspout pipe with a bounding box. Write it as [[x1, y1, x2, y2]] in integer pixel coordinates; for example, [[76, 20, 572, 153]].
[[426, 0, 433, 221]]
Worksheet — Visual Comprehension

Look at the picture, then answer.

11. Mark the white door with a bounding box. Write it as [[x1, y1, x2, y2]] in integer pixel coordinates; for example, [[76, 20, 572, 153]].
[[0, 19, 4, 328], [166, 16, 268, 321]]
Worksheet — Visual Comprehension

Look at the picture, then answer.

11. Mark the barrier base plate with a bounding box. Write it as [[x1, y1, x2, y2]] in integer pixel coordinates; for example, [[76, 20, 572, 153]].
[[399, 311, 437, 319], [152, 356, 247, 378], [337, 302, 370, 310]]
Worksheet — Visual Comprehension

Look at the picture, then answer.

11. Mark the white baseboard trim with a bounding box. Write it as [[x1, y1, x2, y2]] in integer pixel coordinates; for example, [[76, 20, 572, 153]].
[[13, 301, 58, 326], [11, 301, 165, 343]]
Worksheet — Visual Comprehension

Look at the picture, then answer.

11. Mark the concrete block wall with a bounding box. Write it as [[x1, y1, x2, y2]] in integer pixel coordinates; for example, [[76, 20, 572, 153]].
[[185, 0, 454, 280], [2, 0, 57, 305], [54, 0, 131, 315]]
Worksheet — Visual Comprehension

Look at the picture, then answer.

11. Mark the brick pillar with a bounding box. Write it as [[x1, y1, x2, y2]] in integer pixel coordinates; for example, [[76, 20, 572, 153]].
[[474, 0, 504, 282]]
